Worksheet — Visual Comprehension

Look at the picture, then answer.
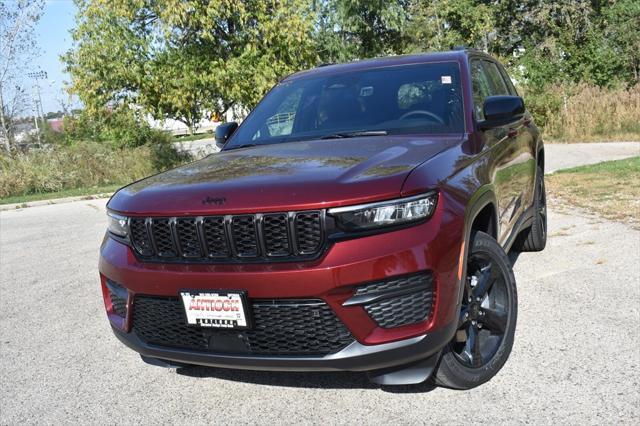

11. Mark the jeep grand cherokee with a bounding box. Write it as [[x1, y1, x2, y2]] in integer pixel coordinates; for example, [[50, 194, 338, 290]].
[[99, 49, 546, 389]]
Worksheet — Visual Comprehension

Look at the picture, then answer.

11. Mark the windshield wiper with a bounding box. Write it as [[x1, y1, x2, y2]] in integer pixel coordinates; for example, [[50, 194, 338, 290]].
[[319, 130, 388, 140]]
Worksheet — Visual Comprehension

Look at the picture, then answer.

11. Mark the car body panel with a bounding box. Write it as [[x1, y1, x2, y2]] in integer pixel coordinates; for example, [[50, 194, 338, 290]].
[[108, 135, 464, 216]]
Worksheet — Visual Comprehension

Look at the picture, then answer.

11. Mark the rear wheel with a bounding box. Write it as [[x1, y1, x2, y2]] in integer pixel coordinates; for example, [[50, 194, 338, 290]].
[[432, 231, 517, 390], [520, 165, 547, 251]]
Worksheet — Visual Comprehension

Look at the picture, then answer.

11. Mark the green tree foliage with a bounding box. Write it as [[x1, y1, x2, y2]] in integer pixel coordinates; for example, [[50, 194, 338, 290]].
[[64, 0, 318, 133], [318, 0, 411, 61], [64, 0, 638, 133], [408, 0, 494, 52]]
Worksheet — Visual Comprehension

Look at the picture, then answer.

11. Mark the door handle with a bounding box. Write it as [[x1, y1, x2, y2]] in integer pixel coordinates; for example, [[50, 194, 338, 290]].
[[508, 128, 518, 138]]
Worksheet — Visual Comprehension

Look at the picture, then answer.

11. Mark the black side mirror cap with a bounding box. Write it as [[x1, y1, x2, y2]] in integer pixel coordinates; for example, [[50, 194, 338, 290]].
[[215, 122, 238, 149], [481, 96, 525, 128]]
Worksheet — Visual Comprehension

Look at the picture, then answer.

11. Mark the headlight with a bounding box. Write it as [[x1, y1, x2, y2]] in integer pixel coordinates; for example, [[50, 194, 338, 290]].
[[328, 192, 437, 231], [107, 211, 129, 238]]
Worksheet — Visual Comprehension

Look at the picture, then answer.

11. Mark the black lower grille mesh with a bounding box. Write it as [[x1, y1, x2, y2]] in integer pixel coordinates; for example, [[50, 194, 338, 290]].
[[132, 296, 353, 355], [106, 280, 127, 318], [355, 272, 434, 328], [365, 290, 433, 328]]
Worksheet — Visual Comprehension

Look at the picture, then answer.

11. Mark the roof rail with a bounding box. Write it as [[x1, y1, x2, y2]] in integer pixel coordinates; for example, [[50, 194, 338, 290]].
[[316, 63, 334, 68]]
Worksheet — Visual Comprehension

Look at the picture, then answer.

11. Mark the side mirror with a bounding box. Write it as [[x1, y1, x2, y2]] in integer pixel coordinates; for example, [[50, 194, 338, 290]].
[[482, 96, 525, 128], [215, 122, 238, 149]]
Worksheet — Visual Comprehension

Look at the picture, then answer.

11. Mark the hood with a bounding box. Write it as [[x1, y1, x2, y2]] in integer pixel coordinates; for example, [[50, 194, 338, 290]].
[[108, 135, 462, 215]]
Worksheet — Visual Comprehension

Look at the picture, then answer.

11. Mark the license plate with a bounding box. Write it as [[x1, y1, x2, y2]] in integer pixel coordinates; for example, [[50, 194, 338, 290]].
[[180, 291, 251, 329]]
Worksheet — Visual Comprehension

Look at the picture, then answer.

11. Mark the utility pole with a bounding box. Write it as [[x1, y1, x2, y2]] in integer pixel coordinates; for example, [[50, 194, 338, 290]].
[[27, 70, 47, 143]]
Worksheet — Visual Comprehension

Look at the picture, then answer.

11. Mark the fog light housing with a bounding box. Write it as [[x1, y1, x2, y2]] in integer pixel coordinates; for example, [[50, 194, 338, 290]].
[[101, 277, 129, 331]]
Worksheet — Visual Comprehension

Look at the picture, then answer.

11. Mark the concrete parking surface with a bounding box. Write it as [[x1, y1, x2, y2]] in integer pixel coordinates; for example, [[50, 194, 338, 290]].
[[1, 198, 639, 424], [1, 152, 640, 423], [543, 141, 639, 173]]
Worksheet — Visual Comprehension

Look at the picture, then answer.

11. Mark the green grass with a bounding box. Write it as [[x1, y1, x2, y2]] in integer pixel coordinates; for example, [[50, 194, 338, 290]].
[[547, 156, 640, 227], [0, 184, 123, 205], [172, 132, 213, 142], [553, 156, 640, 176]]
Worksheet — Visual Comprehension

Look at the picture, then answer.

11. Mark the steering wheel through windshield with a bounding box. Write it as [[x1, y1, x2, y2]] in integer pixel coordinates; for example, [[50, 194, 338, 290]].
[[398, 110, 445, 124]]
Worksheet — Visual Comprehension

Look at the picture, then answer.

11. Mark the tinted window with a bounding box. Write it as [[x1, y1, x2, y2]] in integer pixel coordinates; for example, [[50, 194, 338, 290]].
[[483, 61, 509, 96], [496, 64, 518, 96], [471, 61, 492, 120], [226, 62, 465, 149], [471, 60, 511, 120]]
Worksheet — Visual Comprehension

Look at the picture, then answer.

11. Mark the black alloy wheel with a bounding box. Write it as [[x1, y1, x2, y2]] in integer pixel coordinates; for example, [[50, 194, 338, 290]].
[[451, 252, 509, 368], [432, 231, 517, 390]]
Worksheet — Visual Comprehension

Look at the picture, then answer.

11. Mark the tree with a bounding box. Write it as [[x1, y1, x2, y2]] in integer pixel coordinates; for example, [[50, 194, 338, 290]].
[[315, 0, 410, 62], [603, 0, 640, 84], [407, 0, 494, 53], [64, 0, 318, 134], [0, 0, 43, 153]]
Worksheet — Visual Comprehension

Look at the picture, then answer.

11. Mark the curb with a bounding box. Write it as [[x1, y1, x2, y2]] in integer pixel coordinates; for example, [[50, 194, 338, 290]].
[[0, 193, 113, 212]]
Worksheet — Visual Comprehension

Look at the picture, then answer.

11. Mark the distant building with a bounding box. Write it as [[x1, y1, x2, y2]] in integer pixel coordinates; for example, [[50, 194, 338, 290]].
[[47, 118, 64, 132]]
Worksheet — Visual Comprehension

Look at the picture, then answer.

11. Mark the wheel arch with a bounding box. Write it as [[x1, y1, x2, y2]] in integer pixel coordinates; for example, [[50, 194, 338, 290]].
[[456, 186, 499, 304]]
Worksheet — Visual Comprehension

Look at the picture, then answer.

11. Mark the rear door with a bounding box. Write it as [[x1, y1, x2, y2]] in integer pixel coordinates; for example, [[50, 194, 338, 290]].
[[470, 58, 535, 245]]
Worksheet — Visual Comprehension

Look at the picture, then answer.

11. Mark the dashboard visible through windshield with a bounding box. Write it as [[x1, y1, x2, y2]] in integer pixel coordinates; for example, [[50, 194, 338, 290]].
[[225, 61, 465, 150]]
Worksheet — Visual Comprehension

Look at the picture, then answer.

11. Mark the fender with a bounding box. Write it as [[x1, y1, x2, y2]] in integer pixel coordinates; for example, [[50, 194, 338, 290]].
[[456, 185, 499, 305]]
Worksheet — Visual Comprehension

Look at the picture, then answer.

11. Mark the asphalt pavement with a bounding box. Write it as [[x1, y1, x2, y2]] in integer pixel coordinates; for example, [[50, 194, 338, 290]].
[[1, 157, 639, 424]]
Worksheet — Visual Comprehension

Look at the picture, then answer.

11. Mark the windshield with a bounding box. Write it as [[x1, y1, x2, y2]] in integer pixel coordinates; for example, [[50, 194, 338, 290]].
[[226, 61, 464, 150]]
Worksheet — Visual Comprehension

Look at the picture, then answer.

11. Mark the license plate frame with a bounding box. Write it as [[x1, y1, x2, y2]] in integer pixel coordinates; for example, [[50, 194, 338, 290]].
[[179, 290, 252, 329]]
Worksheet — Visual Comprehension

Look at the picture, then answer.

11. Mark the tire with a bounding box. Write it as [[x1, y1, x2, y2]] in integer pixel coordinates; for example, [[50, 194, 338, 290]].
[[432, 231, 518, 390], [520, 165, 547, 252]]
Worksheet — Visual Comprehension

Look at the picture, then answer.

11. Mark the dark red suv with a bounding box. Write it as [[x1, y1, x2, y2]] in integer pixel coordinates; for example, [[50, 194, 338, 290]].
[[100, 49, 546, 389]]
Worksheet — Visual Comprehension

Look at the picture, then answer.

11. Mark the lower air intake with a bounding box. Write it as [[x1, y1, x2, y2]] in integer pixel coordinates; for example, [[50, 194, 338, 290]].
[[132, 296, 353, 356]]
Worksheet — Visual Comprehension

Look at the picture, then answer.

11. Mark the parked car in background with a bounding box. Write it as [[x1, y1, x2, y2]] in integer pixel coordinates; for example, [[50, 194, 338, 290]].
[[100, 49, 546, 389]]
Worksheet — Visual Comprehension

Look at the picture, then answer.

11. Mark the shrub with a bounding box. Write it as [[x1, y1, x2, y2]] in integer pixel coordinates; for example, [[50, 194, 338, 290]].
[[62, 108, 166, 149], [0, 141, 192, 198], [521, 84, 640, 141]]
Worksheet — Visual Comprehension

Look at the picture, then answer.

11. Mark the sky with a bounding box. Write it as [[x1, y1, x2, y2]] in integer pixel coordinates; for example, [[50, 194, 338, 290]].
[[31, 0, 77, 114]]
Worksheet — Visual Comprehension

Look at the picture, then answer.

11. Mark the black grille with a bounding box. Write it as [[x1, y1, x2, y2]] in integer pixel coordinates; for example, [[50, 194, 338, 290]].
[[132, 296, 353, 355], [176, 218, 201, 258], [128, 211, 323, 263], [365, 290, 433, 328], [232, 215, 258, 257], [129, 218, 153, 256], [106, 279, 127, 318], [295, 212, 322, 254], [263, 214, 290, 256], [152, 219, 176, 257], [355, 274, 429, 297], [355, 273, 434, 329], [202, 217, 229, 257]]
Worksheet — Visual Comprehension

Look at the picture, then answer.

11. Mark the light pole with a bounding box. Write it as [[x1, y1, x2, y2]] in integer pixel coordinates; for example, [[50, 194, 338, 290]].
[[27, 70, 47, 144], [27, 70, 47, 121]]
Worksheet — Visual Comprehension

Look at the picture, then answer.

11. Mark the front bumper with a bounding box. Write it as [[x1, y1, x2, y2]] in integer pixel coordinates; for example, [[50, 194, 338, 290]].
[[99, 194, 465, 371], [112, 320, 456, 372]]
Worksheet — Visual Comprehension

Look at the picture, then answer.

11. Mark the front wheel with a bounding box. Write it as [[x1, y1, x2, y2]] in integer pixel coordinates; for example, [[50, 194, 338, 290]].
[[432, 231, 518, 390]]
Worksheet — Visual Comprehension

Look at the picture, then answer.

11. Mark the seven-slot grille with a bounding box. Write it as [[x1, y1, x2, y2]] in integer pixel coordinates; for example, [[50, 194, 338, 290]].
[[128, 211, 323, 263]]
